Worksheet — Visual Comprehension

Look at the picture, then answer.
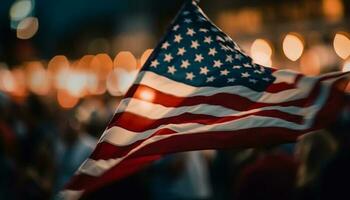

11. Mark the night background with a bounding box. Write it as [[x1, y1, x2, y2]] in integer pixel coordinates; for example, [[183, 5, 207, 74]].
[[0, 0, 350, 199]]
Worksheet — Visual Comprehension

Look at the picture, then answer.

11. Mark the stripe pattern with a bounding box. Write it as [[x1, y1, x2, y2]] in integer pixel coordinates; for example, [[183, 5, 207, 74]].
[[60, 1, 349, 199]]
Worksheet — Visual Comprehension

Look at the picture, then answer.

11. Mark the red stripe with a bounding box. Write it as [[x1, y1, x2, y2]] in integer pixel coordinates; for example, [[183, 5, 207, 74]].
[[108, 109, 304, 132], [124, 84, 320, 112]]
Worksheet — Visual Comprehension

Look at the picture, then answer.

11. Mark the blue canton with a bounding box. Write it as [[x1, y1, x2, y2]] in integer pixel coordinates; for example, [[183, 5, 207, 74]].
[[142, 0, 275, 91]]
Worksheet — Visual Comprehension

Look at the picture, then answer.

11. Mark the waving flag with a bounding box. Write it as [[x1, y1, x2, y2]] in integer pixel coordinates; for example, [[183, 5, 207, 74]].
[[61, 0, 349, 199]]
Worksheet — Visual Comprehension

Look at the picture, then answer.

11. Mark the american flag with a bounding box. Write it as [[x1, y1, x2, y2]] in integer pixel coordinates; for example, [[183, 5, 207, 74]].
[[61, 0, 349, 199]]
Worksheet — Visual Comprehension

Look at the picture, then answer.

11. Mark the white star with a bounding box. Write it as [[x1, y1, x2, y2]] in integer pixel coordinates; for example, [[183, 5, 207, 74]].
[[197, 16, 206, 22], [227, 78, 236, 83], [199, 28, 209, 33], [220, 44, 230, 51], [206, 76, 215, 82], [204, 36, 212, 44], [195, 54, 204, 62], [208, 48, 217, 56], [241, 72, 250, 78], [177, 47, 186, 56], [254, 70, 263, 74], [226, 55, 233, 63], [220, 69, 230, 76], [174, 34, 182, 43], [184, 18, 192, 23], [243, 63, 252, 68], [186, 28, 196, 36], [168, 66, 176, 74], [164, 53, 173, 62], [191, 40, 200, 49], [173, 24, 180, 31], [182, 11, 190, 15], [186, 72, 195, 80], [216, 36, 225, 42], [211, 27, 219, 32], [200, 66, 209, 75], [161, 41, 170, 49], [235, 54, 244, 60], [249, 79, 257, 84], [233, 65, 241, 69], [213, 60, 223, 68], [181, 60, 190, 69], [150, 59, 159, 68], [262, 77, 271, 82]]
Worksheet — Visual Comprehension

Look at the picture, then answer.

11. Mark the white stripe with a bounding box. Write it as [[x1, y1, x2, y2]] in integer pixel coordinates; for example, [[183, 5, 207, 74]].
[[117, 97, 315, 119]]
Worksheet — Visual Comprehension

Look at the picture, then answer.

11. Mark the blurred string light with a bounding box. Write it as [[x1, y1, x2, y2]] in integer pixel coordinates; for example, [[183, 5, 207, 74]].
[[322, 0, 344, 22], [11, 68, 27, 97], [140, 49, 153, 68], [342, 60, 350, 72], [283, 33, 304, 61], [0, 69, 16, 93], [16, 17, 39, 39], [25, 61, 51, 95], [9, 0, 34, 26], [106, 68, 138, 96], [89, 53, 113, 95], [333, 32, 350, 59], [57, 89, 79, 109], [114, 51, 137, 71], [300, 50, 321, 76], [250, 39, 272, 67], [48, 55, 70, 89]]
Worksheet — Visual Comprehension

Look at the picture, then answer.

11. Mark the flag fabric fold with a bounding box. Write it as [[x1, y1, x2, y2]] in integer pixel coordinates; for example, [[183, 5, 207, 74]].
[[60, 1, 350, 199]]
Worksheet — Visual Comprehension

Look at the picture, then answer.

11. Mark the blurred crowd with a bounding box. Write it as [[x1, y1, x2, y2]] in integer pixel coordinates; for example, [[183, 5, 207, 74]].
[[0, 90, 349, 200]]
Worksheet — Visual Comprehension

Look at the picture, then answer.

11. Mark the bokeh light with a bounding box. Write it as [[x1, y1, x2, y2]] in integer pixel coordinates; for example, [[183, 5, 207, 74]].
[[283, 33, 304, 61], [300, 50, 321, 76], [140, 49, 153, 68], [322, 0, 344, 22], [25, 61, 51, 95], [16, 17, 39, 39], [10, 0, 33, 22], [250, 39, 272, 67], [333, 32, 350, 59], [57, 89, 79, 109], [114, 51, 137, 71], [342, 60, 350, 72]]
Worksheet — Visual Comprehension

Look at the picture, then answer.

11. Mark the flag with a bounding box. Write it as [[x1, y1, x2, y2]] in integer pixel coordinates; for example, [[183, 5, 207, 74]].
[[61, 0, 349, 199]]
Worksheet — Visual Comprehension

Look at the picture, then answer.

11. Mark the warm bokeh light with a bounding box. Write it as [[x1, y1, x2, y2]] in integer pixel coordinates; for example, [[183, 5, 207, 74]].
[[65, 70, 88, 98], [90, 53, 113, 80], [139, 88, 155, 102], [57, 89, 79, 109], [11, 68, 27, 97], [25, 61, 51, 95], [333, 32, 350, 59], [322, 0, 344, 22], [16, 17, 39, 39], [106, 69, 122, 96], [115, 68, 138, 95], [300, 50, 321, 76], [140, 49, 153, 68], [114, 51, 137, 71], [250, 39, 273, 67], [10, 0, 33, 21], [0, 69, 16, 93], [283, 33, 304, 61], [78, 55, 94, 69], [88, 54, 112, 95], [342, 60, 350, 72]]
